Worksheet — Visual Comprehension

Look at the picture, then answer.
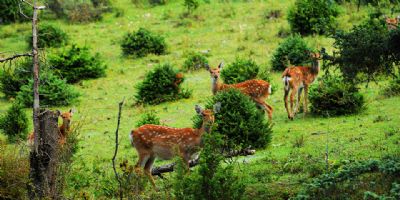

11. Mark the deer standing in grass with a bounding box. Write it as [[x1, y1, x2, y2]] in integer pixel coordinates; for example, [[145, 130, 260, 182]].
[[282, 51, 321, 120], [385, 15, 400, 30], [27, 109, 74, 146], [129, 103, 221, 188], [206, 63, 273, 121]]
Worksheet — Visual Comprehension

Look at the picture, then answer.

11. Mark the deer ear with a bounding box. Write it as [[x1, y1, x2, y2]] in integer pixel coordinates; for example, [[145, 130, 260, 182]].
[[69, 109, 75, 116], [195, 105, 203, 115], [218, 62, 224, 69], [205, 64, 210, 71], [213, 102, 221, 113]]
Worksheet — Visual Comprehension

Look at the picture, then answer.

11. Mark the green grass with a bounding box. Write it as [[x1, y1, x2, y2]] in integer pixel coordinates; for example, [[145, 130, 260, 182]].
[[0, 0, 399, 198]]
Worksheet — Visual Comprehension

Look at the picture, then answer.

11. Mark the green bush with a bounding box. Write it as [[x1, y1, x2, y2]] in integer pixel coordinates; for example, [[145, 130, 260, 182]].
[[288, 0, 339, 35], [46, 0, 110, 22], [271, 34, 312, 71], [184, 0, 199, 14], [135, 63, 191, 105], [173, 133, 246, 200], [27, 24, 68, 48], [332, 18, 392, 84], [383, 76, 400, 97], [193, 89, 272, 149], [309, 75, 365, 116], [388, 27, 400, 66], [182, 52, 209, 71], [135, 112, 161, 127], [121, 28, 167, 57], [49, 44, 107, 83], [0, 0, 32, 24], [221, 58, 259, 84], [0, 59, 32, 98], [16, 71, 80, 107], [0, 102, 29, 143]]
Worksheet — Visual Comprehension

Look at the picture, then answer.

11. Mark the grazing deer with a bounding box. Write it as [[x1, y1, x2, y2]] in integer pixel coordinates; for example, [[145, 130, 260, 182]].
[[129, 103, 221, 188], [206, 63, 273, 121], [282, 51, 321, 120], [385, 15, 400, 30], [27, 109, 74, 146]]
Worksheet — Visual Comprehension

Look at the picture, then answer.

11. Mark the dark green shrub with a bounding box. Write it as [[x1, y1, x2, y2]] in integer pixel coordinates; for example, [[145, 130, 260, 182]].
[[388, 27, 400, 66], [0, 59, 32, 98], [383, 76, 400, 97], [27, 24, 68, 48], [0, 0, 32, 24], [135, 63, 191, 105], [193, 89, 272, 149], [135, 112, 161, 127], [182, 52, 209, 71], [309, 75, 365, 116], [46, 0, 110, 22], [121, 28, 167, 57], [184, 0, 199, 14], [16, 71, 80, 107], [271, 34, 312, 71], [0, 102, 29, 143], [221, 58, 259, 84], [288, 0, 339, 35], [332, 18, 392, 84], [49, 44, 107, 83], [173, 133, 246, 200], [258, 69, 277, 94], [0, 142, 30, 199]]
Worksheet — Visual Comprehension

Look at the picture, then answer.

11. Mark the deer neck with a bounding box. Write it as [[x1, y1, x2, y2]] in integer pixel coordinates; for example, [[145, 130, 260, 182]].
[[212, 78, 229, 95], [59, 122, 70, 135], [310, 59, 320, 75], [197, 120, 213, 136]]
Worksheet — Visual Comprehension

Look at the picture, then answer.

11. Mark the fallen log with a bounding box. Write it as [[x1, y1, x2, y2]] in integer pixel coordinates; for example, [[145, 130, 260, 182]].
[[151, 148, 256, 177]]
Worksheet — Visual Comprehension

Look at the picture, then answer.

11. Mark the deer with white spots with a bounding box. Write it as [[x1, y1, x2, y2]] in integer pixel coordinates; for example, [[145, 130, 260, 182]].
[[282, 51, 321, 120], [206, 62, 273, 121], [129, 103, 221, 188]]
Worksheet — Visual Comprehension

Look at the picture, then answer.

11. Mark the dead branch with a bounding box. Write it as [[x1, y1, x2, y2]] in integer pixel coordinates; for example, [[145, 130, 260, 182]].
[[151, 148, 256, 177], [112, 98, 125, 200], [0, 53, 32, 63]]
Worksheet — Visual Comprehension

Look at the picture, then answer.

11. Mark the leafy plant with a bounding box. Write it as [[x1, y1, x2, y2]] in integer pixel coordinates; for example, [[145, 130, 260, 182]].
[[46, 0, 110, 22], [271, 34, 312, 71], [309, 75, 365, 116], [135, 63, 191, 105], [383, 76, 400, 97], [0, 59, 32, 98], [0, 0, 32, 24], [182, 52, 209, 71], [27, 24, 69, 48], [49, 44, 107, 83], [193, 89, 272, 149], [16, 71, 80, 107], [288, 0, 339, 35], [221, 58, 259, 84], [0, 102, 29, 143], [135, 112, 161, 127], [184, 0, 199, 14], [121, 28, 167, 57]]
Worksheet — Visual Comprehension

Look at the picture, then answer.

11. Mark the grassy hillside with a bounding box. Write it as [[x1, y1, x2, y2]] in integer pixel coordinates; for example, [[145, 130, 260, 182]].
[[1, 0, 399, 199]]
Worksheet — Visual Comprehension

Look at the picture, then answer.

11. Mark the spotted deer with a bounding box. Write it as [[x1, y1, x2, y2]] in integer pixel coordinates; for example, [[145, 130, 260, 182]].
[[385, 15, 400, 30], [27, 109, 74, 146], [282, 51, 321, 120], [129, 103, 221, 187], [206, 62, 273, 121]]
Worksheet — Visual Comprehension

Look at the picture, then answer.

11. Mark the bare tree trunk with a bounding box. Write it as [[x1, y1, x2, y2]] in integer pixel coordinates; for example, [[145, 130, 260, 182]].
[[32, 0, 41, 154]]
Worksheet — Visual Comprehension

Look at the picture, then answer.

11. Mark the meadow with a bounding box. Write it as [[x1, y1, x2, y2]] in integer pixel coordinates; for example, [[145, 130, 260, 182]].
[[1, 0, 400, 199]]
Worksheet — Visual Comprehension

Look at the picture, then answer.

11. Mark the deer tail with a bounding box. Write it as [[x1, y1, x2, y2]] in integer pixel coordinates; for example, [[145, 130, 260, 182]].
[[268, 84, 272, 94], [282, 74, 291, 92]]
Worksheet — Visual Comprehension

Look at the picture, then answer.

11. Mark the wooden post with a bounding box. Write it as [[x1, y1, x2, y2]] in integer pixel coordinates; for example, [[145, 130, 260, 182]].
[[32, 0, 41, 154]]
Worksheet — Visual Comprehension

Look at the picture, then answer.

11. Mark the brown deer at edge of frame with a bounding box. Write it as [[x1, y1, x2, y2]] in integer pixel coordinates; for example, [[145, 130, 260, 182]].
[[282, 51, 322, 120]]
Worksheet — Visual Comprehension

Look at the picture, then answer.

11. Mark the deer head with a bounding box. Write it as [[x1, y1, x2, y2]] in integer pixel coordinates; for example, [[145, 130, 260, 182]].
[[56, 109, 74, 132], [206, 62, 224, 81]]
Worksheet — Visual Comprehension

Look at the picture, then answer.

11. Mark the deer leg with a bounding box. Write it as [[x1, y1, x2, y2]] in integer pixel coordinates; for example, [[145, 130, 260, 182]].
[[255, 98, 273, 122], [135, 153, 150, 172], [284, 88, 291, 120], [303, 86, 309, 116], [289, 88, 297, 120], [294, 87, 303, 115], [144, 156, 157, 189]]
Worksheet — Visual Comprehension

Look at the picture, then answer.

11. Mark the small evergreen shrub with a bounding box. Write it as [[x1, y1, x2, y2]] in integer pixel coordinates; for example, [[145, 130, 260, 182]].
[[173, 133, 246, 200], [271, 34, 312, 71], [27, 24, 68, 48], [49, 44, 107, 83], [135, 63, 191, 105], [46, 0, 110, 22], [135, 112, 161, 127], [288, 0, 339, 35], [16, 71, 80, 107], [383, 76, 400, 97], [193, 89, 272, 149], [0, 0, 32, 24], [0, 59, 32, 98], [388, 27, 400, 66], [0, 102, 29, 143], [121, 28, 167, 57], [184, 0, 199, 14], [182, 52, 209, 71], [0, 142, 29, 199], [309, 75, 365, 116], [221, 58, 259, 84]]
